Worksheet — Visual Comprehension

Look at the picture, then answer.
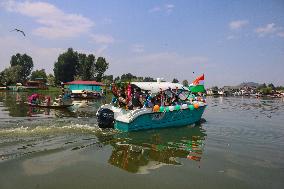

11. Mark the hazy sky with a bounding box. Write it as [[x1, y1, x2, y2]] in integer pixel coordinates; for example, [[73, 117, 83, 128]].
[[0, 0, 283, 87]]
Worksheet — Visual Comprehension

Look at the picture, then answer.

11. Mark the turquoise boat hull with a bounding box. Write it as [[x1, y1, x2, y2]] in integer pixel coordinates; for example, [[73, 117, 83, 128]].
[[115, 106, 206, 132]]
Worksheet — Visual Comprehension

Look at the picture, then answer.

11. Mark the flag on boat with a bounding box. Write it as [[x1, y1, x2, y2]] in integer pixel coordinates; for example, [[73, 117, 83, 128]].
[[189, 74, 205, 93]]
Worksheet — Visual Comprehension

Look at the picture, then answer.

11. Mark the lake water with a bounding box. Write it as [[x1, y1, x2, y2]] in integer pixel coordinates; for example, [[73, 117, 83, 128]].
[[0, 92, 283, 189]]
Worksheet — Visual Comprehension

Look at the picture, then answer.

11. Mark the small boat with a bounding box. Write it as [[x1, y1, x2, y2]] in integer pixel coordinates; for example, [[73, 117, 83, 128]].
[[26, 94, 73, 109], [26, 102, 73, 109], [96, 80, 206, 132]]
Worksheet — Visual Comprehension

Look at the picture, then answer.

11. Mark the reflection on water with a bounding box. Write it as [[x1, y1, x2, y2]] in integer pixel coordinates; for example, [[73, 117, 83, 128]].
[[0, 123, 207, 174], [0, 92, 108, 118], [0, 92, 30, 117], [105, 126, 206, 173]]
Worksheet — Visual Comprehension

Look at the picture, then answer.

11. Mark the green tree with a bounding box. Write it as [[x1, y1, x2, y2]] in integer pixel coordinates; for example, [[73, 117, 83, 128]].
[[121, 73, 137, 82], [54, 48, 79, 84], [114, 76, 120, 82], [261, 87, 272, 95], [10, 53, 33, 83], [182, 79, 189, 86], [102, 75, 113, 85], [136, 77, 144, 82], [257, 83, 267, 90], [30, 69, 47, 82], [172, 78, 179, 83], [0, 71, 5, 86], [0, 65, 22, 85], [54, 48, 109, 83], [275, 86, 284, 91], [95, 57, 109, 82], [103, 75, 113, 81], [47, 74, 55, 86], [77, 54, 96, 80], [268, 83, 275, 90], [143, 77, 155, 82]]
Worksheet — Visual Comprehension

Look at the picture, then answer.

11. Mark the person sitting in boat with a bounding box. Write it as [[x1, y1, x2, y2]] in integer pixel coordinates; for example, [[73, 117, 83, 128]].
[[63, 92, 71, 100], [170, 92, 179, 105], [164, 96, 171, 106], [29, 94, 40, 105], [153, 95, 161, 106], [143, 96, 153, 108], [57, 95, 63, 105], [117, 90, 127, 108], [187, 93, 195, 103], [82, 90, 88, 98], [111, 97, 118, 104], [132, 88, 143, 109], [160, 89, 168, 106], [44, 96, 51, 106]]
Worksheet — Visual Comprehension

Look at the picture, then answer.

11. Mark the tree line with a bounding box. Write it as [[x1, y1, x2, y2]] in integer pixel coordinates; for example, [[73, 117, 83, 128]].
[[257, 83, 284, 94], [54, 48, 108, 83], [0, 48, 109, 86], [0, 48, 190, 87]]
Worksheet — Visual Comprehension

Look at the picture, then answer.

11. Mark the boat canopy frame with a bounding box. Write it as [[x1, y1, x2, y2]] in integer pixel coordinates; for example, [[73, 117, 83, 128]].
[[130, 82, 189, 94]]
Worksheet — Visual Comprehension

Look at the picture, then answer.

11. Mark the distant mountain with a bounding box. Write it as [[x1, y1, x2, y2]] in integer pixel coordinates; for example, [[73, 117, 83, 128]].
[[238, 82, 260, 88]]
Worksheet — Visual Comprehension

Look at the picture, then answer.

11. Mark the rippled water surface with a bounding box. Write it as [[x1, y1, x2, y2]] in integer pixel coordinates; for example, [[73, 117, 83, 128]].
[[0, 92, 283, 189]]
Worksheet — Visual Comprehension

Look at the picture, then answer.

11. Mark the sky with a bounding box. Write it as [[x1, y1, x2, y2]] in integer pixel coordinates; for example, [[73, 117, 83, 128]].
[[0, 0, 283, 87]]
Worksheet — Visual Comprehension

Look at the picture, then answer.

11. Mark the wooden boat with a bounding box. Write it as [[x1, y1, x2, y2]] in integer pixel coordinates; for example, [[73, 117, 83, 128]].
[[25, 102, 73, 109]]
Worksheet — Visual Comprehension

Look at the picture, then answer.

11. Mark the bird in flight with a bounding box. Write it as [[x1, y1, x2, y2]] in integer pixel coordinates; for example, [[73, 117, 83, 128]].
[[10, 28, 25, 36]]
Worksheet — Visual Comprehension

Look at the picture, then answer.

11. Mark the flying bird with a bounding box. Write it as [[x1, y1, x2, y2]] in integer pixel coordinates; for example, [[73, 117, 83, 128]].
[[10, 28, 25, 36]]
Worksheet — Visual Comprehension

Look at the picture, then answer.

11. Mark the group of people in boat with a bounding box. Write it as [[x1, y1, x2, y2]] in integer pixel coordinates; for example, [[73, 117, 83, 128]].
[[111, 83, 205, 110], [27, 88, 72, 107], [28, 93, 51, 106]]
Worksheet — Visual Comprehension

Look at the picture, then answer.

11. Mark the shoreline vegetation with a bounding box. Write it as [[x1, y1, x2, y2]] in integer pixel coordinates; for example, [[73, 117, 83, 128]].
[[206, 82, 284, 98]]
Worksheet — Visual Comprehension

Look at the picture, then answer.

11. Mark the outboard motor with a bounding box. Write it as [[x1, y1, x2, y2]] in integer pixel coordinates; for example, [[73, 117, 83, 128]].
[[97, 108, 114, 128]]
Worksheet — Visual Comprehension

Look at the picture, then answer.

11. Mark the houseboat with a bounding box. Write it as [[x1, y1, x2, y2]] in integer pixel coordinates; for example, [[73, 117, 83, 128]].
[[64, 80, 104, 99], [25, 78, 48, 90]]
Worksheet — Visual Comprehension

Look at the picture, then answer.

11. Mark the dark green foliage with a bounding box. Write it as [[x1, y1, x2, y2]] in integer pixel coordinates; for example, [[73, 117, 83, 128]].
[[30, 69, 47, 82], [275, 86, 284, 91], [112, 75, 155, 83], [10, 53, 33, 83], [103, 75, 114, 85], [261, 87, 272, 94], [121, 73, 136, 82], [256, 83, 277, 94], [257, 83, 267, 90], [54, 48, 79, 84], [0, 65, 22, 85], [53, 48, 108, 84], [95, 57, 109, 82], [268, 83, 275, 90], [77, 54, 96, 80], [143, 77, 155, 82], [114, 76, 120, 82]]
